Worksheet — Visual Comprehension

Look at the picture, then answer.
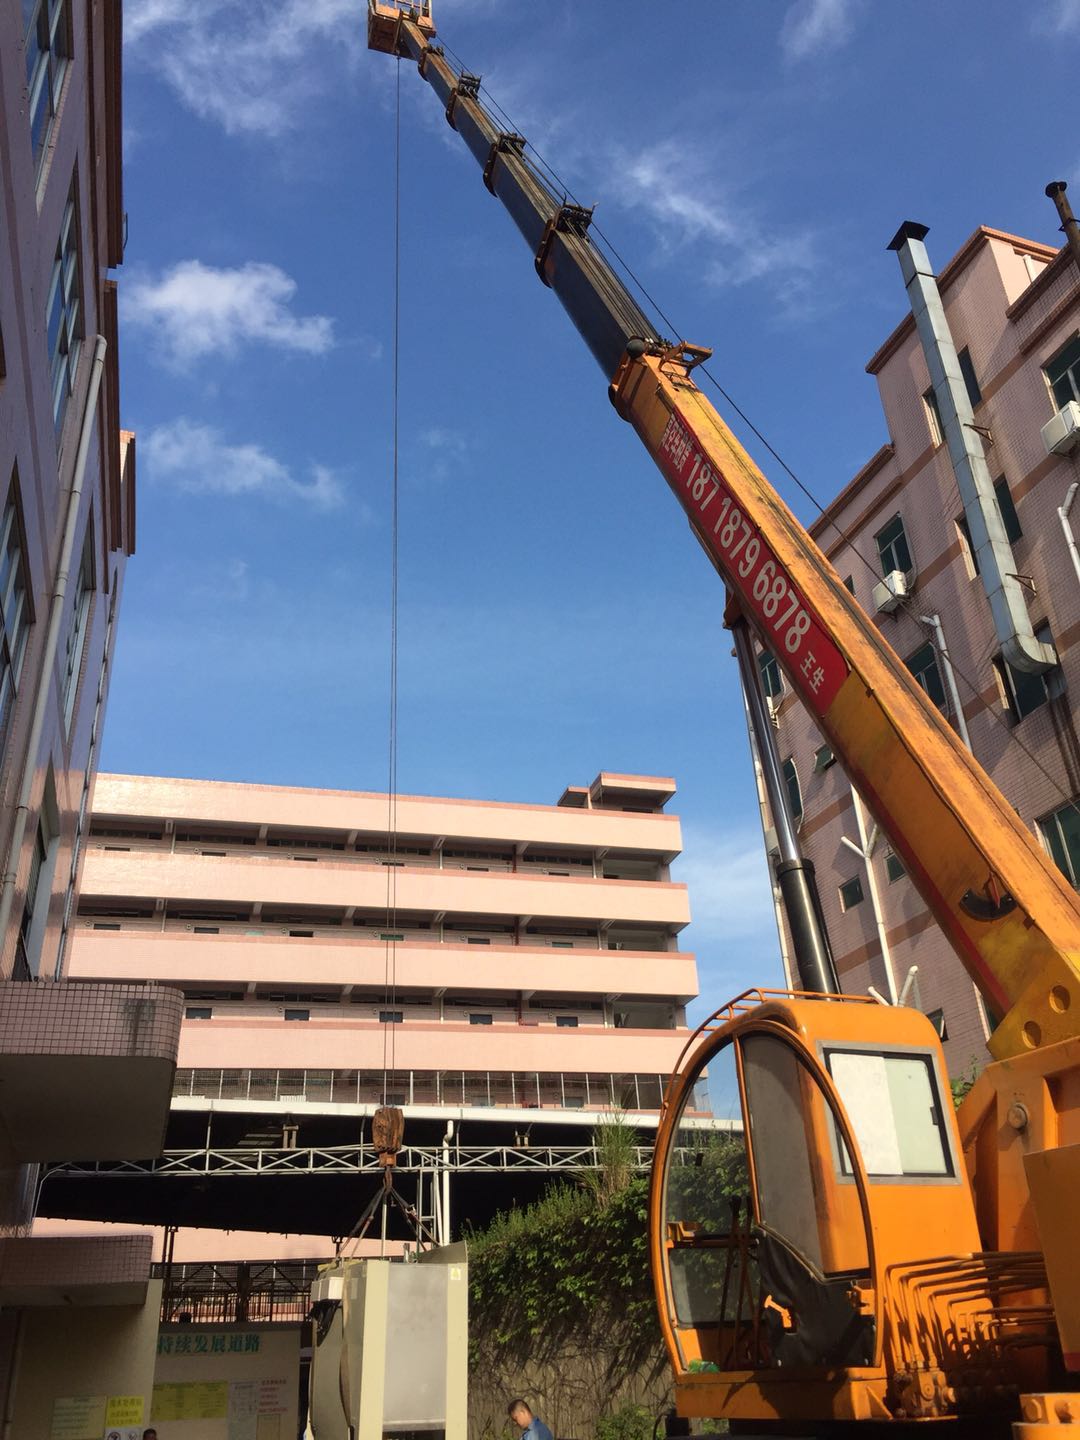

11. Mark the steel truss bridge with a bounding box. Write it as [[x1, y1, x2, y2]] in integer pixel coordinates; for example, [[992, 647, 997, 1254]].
[[45, 1140, 675, 1180]]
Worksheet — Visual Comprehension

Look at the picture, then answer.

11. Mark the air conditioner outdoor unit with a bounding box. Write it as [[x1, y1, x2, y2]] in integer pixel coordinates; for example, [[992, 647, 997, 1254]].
[[872, 570, 908, 615], [1041, 400, 1080, 456]]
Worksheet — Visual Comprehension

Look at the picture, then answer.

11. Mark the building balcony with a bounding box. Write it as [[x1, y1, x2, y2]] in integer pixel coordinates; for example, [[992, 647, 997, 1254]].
[[68, 929, 698, 1004], [174, 1015, 688, 1075], [171, 1065, 708, 1115], [79, 850, 690, 929], [0, 981, 182, 1162], [0, 1233, 154, 1307]]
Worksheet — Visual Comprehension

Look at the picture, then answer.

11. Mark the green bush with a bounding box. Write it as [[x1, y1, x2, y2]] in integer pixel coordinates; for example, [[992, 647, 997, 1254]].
[[595, 1401, 654, 1440]]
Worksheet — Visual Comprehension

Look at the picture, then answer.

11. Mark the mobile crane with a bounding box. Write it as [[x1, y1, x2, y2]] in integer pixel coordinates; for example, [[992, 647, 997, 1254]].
[[368, 4, 1080, 1432]]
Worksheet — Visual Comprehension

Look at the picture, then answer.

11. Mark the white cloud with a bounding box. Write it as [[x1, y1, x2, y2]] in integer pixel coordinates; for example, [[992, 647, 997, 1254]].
[[779, 0, 860, 62], [124, 0, 360, 136], [603, 141, 821, 316], [1038, 0, 1080, 33], [143, 420, 346, 510], [122, 261, 333, 367], [672, 824, 776, 945]]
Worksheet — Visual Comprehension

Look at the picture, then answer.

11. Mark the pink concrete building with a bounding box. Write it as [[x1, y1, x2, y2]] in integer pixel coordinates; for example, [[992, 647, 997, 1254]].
[[765, 220, 1080, 1073], [0, 0, 181, 1422], [47, 770, 698, 1255]]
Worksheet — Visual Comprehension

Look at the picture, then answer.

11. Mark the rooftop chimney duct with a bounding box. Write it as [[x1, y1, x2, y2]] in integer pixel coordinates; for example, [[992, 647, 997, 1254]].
[[1046, 181, 1080, 276]]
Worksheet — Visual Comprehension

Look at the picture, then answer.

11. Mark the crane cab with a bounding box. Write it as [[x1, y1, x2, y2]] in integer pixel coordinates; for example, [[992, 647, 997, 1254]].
[[649, 989, 1055, 1427], [367, 0, 435, 55]]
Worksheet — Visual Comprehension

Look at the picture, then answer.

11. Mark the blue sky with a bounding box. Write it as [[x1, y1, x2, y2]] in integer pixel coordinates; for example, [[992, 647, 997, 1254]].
[[108, 0, 1080, 1016]]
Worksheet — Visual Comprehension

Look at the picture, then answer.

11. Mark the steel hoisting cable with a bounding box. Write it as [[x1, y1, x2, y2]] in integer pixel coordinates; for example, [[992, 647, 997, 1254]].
[[382, 54, 403, 1104]]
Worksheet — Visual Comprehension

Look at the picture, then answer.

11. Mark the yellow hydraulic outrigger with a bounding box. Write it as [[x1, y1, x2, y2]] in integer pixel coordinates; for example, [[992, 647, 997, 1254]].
[[369, 4, 1080, 1431]]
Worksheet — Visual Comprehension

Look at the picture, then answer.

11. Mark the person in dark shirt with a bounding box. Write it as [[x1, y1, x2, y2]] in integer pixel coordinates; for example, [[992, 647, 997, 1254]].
[[509, 1398, 553, 1440]]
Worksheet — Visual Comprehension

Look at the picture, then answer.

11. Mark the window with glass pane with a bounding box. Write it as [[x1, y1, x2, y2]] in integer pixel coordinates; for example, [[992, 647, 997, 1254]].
[[0, 490, 30, 760], [958, 347, 982, 408], [47, 185, 82, 435], [885, 851, 906, 883], [814, 744, 835, 773], [839, 876, 863, 911], [62, 525, 93, 727], [825, 1048, 953, 1179], [1038, 802, 1080, 887], [1047, 334, 1080, 409], [875, 514, 912, 577], [906, 642, 947, 711], [922, 387, 943, 445], [758, 649, 782, 700], [781, 756, 802, 822], [995, 477, 1022, 543], [25, 0, 71, 175], [999, 624, 1059, 720]]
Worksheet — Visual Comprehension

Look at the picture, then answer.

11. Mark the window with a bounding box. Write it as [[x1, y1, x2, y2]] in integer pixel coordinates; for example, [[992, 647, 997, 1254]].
[[885, 851, 906, 883], [957, 347, 982, 408], [781, 756, 802, 823], [47, 183, 82, 434], [995, 478, 1022, 544], [956, 479, 1022, 579], [24, 0, 71, 176], [62, 525, 93, 727], [92, 921, 120, 930], [467, 937, 490, 945], [1047, 334, 1080, 409], [906, 642, 947, 711], [1038, 801, 1080, 887], [814, 744, 836, 773], [185, 1006, 212, 1020], [469, 1013, 492, 1026], [193, 926, 219, 935], [379, 932, 404, 942], [842, 575, 855, 595], [0, 487, 31, 757], [284, 1008, 310, 1022], [825, 1047, 953, 1178], [556, 1015, 579, 1028], [996, 624, 1061, 721], [758, 649, 782, 700], [875, 514, 912, 577], [925, 1008, 948, 1041], [379, 1010, 404, 1024], [923, 386, 944, 446], [839, 876, 864, 911]]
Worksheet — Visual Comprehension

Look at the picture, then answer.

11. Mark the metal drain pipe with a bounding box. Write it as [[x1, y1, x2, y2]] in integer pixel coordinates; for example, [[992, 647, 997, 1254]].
[[889, 223, 1056, 676]]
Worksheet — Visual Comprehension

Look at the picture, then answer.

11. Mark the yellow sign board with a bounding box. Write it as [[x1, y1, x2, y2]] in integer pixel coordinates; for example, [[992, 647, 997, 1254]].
[[105, 1395, 145, 1426], [151, 1380, 229, 1422]]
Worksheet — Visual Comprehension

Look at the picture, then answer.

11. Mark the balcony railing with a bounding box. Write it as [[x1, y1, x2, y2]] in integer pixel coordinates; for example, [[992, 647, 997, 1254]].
[[172, 1066, 704, 1112], [155, 1259, 321, 1325]]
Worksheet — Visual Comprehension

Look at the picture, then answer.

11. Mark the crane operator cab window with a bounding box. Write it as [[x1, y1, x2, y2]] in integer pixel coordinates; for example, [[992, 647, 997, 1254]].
[[823, 1046, 953, 1180], [660, 1030, 875, 1376]]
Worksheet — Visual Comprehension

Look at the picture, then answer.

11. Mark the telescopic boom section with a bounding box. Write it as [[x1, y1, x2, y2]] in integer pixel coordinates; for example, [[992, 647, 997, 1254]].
[[369, 1, 1080, 1063]]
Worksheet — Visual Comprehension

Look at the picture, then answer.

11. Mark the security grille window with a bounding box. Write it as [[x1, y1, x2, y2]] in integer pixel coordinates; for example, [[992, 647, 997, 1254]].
[[875, 514, 912, 578], [47, 183, 82, 434], [997, 624, 1060, 721], [958, 347, 982, 408], [1038, 801, 1080, 887], [758, 649, 782, 700], [0, 489, 31, 758], [781, 756, 803, 823], [922, 387, 944, 446], [906, 642, 947, 711], [814, 744, 835, 773], [839, 875, 864, 911], [1047, 334, 1080, 409], [885, 851, 906, 883], [62, 524, 93, 727], [24, 0, 71, 175]]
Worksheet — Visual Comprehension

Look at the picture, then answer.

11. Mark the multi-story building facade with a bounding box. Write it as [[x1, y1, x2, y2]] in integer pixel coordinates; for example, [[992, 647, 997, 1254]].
[[765, 219, 1080, 1072], [0, 0, 182, 1427], [40, 769, 697, 1258]]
